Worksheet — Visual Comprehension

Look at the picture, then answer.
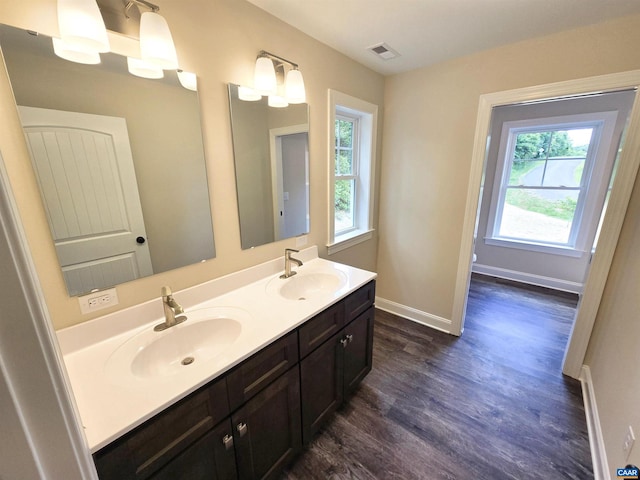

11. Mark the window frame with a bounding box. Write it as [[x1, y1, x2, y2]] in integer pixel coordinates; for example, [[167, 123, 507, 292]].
[[334, 113, 359, 235], [328, 90, 378, 255], [485, 111, 619, 256]]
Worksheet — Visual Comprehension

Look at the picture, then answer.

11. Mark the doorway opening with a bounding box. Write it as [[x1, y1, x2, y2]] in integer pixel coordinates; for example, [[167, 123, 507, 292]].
[[451, 71, 640, 379]]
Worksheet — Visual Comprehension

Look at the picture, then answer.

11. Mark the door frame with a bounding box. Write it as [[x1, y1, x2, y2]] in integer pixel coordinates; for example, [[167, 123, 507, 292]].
[[268, 123, 309, 240], [452, 70, 640, 379]]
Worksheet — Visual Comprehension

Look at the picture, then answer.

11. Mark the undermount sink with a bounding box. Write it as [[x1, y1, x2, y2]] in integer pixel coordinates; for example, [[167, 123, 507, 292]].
[[267, 270, 348, 301], [105, 307, 250, 381]]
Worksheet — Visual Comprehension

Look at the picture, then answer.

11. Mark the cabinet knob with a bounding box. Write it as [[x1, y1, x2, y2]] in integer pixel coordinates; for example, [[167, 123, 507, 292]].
[[236, 422, 248, 437], [346, 334, 354, 343], [340, 337, 348, 348], [222, 434, 234, 450]]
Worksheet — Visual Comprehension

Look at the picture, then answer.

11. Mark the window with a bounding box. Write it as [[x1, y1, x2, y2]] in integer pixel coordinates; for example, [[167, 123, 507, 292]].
[[328, 90, 377, 254], [486, 112, 618, 254]]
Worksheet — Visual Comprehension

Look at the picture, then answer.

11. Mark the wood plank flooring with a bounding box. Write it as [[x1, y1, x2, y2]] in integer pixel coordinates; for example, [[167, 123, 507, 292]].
[[281, 274, 593, 479]]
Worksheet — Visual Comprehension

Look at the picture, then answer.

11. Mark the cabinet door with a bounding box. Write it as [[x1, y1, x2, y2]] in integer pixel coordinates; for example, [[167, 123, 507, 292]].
[[94, 377, 229, 480], [298, 301, 344, 358], [150, 420, 237, 480], [227, 331, 298, 411], [344, 280, 375, 323], [343, 306, 374, 397], [232, 367, 302, 480], [300, 331, 343, 444]]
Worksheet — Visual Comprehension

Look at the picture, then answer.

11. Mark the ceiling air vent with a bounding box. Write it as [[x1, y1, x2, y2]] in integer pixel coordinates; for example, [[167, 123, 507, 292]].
[[368, 42, 400, 60]]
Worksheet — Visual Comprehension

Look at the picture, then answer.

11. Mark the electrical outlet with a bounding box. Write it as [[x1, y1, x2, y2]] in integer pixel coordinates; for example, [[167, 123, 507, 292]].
[[623, 425, 635, 460], [79, 288, 119, 314]]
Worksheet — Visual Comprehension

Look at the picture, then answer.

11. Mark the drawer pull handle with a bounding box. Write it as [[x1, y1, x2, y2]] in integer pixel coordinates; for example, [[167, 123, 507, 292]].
[[340, 337, 348, 348], [222, 434, 234, 450], [237, 422, 248, 437], [346, 334, 354, 343]]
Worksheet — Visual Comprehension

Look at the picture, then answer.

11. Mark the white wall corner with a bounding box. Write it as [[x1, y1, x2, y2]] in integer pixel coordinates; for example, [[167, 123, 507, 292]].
[[375, 297, 453, 334], [580, 365, 610, 480]]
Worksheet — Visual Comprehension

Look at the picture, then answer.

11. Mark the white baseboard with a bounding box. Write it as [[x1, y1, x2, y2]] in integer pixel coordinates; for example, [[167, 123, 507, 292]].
[[581, 365, 610, 480], [375, 297, 453, 334], [472, 263, 584, 294]]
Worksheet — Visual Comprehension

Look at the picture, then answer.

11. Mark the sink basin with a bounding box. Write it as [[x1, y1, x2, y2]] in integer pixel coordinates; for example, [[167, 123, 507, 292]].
[[267, 270, 348, 301], [105, 307, 250, 381]]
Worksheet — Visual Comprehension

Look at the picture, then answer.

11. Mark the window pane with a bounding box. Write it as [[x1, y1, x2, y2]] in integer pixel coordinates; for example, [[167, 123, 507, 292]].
[[335, 179, 355, 232], [336, 119, 353, 148], [336, 150, 353, 175], [510, 128, 592, 187], [497, 188, 578, 244]]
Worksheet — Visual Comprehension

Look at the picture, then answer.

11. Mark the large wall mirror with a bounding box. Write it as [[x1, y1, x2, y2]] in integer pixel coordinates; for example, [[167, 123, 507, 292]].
[[228, 83, 309, 249], [0, 24, 215, 296]]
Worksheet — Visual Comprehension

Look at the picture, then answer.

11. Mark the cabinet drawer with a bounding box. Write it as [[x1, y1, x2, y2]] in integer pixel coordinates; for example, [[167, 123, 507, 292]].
[[227, 331, 298, 411], [344, 280, 376, 324], [94, 377, 229, 480], [298, 301, 345, 358]]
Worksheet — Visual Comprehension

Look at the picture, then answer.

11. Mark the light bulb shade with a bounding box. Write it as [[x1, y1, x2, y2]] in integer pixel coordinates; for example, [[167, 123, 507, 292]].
[[127, 57, 164, 79], [285, 69, 306, 104], [254, 56, 277, 95], [139, 11, 178, 70], [237, 86, 262, 101], [52, 37, 101, 64], [268, 95, 288, 108], [177, 70, 197, 91], [57, 0, 109, 53]]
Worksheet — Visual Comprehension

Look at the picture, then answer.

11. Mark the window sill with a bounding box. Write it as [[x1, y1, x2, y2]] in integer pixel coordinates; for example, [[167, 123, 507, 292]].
[[484, 237, 587, 258], [327, 229, 374, 255]]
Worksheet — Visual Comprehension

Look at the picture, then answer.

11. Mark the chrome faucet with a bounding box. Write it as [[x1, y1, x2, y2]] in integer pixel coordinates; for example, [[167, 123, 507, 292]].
[[154, 286, 187, 332], [280, 248, 303, 279]]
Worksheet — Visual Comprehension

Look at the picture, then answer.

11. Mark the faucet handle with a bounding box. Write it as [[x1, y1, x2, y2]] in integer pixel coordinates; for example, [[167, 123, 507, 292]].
[[161, 286, 172, 297], [285, 248, 299, 256]]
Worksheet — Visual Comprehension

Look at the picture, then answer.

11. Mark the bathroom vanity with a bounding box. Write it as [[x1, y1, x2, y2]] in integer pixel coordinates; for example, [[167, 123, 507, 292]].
[[56, 247, 376, 480]]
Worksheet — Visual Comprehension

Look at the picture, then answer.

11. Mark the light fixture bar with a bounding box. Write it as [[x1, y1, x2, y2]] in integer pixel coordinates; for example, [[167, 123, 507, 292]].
[[258, 50, 298, 70], [124, 0, 159, 17]]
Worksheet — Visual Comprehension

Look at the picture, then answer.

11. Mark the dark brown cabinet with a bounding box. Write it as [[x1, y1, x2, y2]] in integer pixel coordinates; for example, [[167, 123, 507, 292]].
[[232, 367, 301, 480], [94, 280, 375, 480], [299, 283, 375, 444]]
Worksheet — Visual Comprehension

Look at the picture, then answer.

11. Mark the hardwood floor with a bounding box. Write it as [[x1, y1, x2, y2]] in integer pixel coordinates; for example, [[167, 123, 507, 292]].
[[281, 274, 593, 479]]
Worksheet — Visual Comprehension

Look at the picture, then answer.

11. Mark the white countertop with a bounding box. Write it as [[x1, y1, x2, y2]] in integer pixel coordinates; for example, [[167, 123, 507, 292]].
[[56, 246, 376, 453]]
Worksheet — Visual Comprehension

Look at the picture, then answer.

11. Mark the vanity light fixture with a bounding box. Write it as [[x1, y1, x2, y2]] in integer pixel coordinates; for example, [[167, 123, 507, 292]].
[[251, 50, 306, 106], [254, 55, 277, 95], [268, 95, 289, 108], [52, 37, 101, 64], [177, 70, 198, 91], [127, 56, 164, 79], [237, 86, 262, 101], [139, 10, 178, 70], [56, 0, 110, 55]]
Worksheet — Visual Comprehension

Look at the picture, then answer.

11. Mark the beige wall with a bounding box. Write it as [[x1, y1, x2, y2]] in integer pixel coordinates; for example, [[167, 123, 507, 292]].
[[584, 176, 640, 469], [378, 14, 640, 474], [0, 0, 384, 329], [378, 14, 640, 319]]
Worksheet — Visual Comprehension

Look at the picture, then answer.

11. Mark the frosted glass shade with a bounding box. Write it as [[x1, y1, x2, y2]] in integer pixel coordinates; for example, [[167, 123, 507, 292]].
[[57, 0, 109, 53], [127, 57, 164, 79], [238, 86, 262, 101], [268, 95, 288, 108], [52, 37, 101, 64], [177, 70, 197, 91], [285, 69, 306, 104], [139, 12, 178, 70], [254, 57, 277, 95]]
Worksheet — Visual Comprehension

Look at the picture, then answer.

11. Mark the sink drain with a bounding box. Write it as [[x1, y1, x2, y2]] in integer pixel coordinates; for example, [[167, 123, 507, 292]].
[[298, 297, 306, 301], [181, 356, 195, 366]]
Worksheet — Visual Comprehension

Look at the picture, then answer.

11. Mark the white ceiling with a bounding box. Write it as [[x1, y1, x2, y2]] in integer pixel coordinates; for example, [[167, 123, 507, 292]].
[[246, 0, 640, 76]]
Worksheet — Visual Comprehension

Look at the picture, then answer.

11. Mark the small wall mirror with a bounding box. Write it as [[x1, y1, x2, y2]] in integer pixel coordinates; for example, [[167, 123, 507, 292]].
[[228, 83, 309, 249], [0, 24, 215, 296]]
